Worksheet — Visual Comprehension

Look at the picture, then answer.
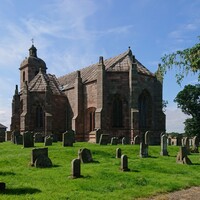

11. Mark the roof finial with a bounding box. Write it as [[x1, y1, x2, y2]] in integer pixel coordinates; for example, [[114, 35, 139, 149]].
[[31, 38, 34, 45]]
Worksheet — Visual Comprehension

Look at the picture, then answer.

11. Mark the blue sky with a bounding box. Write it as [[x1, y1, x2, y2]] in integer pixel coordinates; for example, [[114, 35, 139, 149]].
[[0, 0, 199, 132]]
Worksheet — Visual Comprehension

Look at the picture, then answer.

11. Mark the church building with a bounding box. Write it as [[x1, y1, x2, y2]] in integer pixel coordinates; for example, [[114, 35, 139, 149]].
[[10, 45, 165, 144]]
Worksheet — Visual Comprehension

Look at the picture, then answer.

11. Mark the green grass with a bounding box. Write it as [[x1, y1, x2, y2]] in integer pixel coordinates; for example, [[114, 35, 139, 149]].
[[0, 142, 200, 200]]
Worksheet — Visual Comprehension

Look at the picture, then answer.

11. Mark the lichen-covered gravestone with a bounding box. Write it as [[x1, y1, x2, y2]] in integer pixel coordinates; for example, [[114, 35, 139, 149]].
[[62, 131, 75, 147], [31, 148, 52, 168], [78, 148, 93, 163], [71, 158, 82, 178], [23, 131, 34, 148], [120, 155, 130, 171]]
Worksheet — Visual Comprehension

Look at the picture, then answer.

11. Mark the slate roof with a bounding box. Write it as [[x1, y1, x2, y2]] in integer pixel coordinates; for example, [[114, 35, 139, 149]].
[[58, 49, 155, 90], [0, 123, 7, 129], [28, 69, 63, 95]]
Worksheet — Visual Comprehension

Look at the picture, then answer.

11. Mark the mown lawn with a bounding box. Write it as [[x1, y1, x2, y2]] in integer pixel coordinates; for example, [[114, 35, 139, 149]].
[[0, 141, 200, 200]]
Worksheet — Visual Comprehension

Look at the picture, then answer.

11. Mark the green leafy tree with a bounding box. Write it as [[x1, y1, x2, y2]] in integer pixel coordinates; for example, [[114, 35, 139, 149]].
[[160, 37, 200, 84], [174, 84, 200, 137]]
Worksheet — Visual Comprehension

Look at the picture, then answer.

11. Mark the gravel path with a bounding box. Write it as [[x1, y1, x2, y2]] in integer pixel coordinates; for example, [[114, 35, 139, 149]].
[[138, 186, 200, 200]]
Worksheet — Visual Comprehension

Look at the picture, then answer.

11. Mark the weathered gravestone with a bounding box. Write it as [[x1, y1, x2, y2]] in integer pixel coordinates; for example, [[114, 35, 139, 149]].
[[11, 130, 20, 144], [183, 137, 190, 154], [0, 131, 5, 142], [78, 148, 93, 163], [133, 135, 140, 144], [31, 148, 52, 168], [116, 148, 122, 158], [0, 182, 6, 191], [23, 131, 34, 148], [176, 134, 182, 146], [34, 133, 44, 143], [99, 134, 109, 145], [111, 137, 118, 145], [145, 131, 150, 145], [176, 146, 192, 165], [62, 130, 75, 147], [15, 135, 23, 145], [191, 136, 199, 153], [44, 136, 53, 146], [160, 134, 168, 156], [120, 155, 130, 171], [168, 137, 172, 145], [122, 137, 127, 145], [140, 142, 148, 158], [5, 131, 12, 141], [71, 158, 82, 178]]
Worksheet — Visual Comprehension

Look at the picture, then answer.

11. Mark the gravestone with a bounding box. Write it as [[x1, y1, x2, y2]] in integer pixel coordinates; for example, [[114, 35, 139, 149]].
[[0, 131, 5, 142], [15, 135, 23, 145], [0, 182, 6, 191], [183, 137, 190, 154], [44, 136, 53, 146], [176, 134, 182, 146], [62, 131, 75, 147], [140, 142, 148, 158], [120, 155, 130, 171], [116, 148, 122, 158], [5, 131, 12, 141], [191, 136, 199, 153], [23, 131, 34, 148], [71, 158, 82, 178], [111, 137, 118, 145], [145, 131, 150, 145], [78, 148, 93, 163], [31, 148, 52, 168], [176, 146, 192, 165], [51, 134, 58, 142], [122, 137, 127, 145], [160, 134, 168, 156], [34, 133, 44, 143], [11, 130, 20, 144], [99, 134, 109, 145], [134, 135, 140, 144], [168, 137, 172, 145]]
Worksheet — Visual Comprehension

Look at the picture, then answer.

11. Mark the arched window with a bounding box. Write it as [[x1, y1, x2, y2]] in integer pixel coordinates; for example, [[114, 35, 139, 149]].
[[138, 90, 152, 130], [36, 105, 44, 128], [112, 95, 123, 127], [89, 111, 95, 132]]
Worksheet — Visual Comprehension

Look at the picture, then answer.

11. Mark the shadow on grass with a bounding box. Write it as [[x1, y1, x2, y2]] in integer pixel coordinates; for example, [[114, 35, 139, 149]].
[[0, 187, 41, 195], [0, 172, 15, 176]]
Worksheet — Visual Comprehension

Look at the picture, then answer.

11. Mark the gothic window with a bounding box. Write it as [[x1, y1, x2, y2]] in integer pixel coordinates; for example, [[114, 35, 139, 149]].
[[112, 95, 123, 127], [36, 105, 44, 128], [23, 71, 25, 82], [89, 111, 95, 132], [138, 90, 152, 130]]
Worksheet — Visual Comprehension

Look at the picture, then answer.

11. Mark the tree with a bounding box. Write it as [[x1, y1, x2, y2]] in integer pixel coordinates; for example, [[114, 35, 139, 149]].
[[160, 37, 200, 84], [174, 84, 200, 137]]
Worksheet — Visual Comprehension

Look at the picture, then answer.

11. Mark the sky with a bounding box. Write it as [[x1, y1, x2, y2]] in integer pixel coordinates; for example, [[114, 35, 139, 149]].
[[0, 0, 199, 132]]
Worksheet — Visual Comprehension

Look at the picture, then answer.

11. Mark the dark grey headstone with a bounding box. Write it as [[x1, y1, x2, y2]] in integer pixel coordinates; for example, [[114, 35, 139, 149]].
[[71, 158, 81, 178], [15, 135, 23, 145], [121, 155, 130, 171], [78, 148, 93, 163], [134, 135, 140, 144], [99, 134, 109, 145], [34, 133, 44, 143], [122, 137, 127, 145], [31, 148, 48, 166], [23, 131, 34, 148], [62, 131, 75, 147], [34, 155, 52, 168], [44, 136, 53, 146], [140, 142, 148, 158], [116, 148, 121, 158], [111, 137, 118, 145], [160, 134, 168, 156]]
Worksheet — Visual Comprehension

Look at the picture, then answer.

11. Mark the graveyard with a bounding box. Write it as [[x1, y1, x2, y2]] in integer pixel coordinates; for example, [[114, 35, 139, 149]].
[[0, 140, 200, 200]]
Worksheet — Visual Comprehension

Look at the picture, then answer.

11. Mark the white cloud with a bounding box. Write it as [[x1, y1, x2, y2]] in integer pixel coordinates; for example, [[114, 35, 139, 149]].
[[166, 107, 189, 133]]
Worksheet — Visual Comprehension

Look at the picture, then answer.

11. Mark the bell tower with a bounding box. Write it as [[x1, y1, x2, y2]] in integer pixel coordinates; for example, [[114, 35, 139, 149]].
[[19, 44, 47, 91]]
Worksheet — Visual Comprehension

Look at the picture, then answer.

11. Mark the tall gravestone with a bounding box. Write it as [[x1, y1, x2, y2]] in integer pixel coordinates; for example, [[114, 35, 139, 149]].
[[160, 134, 168, 156], [71, 158, 82, 178], [116, 148, 122, 158], [183, 137, 190, 154], [122, 137, 127, 145], [191, 136, 199, 153], [62, 131, 75, 147], [176, 134, 182, 146], [133, 135, 140, 144], [23, 131, 34, 148], [120, 155, 130, 171]]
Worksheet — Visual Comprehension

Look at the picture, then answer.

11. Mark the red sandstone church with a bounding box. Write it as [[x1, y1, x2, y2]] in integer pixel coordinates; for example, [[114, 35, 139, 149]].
[[10, 45, 165, 144]]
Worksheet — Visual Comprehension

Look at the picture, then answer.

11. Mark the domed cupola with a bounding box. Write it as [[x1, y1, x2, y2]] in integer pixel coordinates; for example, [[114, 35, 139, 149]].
[[19, 45, 47, 91]]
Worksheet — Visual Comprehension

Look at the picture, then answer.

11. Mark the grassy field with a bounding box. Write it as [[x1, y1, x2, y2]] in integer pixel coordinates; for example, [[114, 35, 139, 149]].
[[0, 141, 200, 200]]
